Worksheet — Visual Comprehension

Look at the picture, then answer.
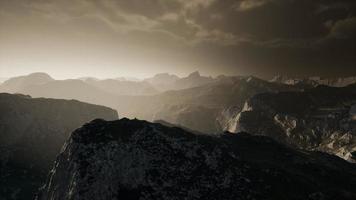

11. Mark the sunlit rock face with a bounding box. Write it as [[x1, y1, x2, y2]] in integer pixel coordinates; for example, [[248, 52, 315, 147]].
[[146, 76, 299, 134], [38, 118, 356, 200], [228, 84, 356, 162], [0, 93, 118, 200]]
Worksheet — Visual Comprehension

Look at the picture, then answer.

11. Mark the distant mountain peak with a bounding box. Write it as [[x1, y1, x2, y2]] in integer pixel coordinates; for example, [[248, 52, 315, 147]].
[[0, 72, 54, 93], [27, 72, 53, 79], [188, 71, 201, 78], [154, 73, 172, 77], [150, 73, 180, 80], [6, 72, 54, 82]]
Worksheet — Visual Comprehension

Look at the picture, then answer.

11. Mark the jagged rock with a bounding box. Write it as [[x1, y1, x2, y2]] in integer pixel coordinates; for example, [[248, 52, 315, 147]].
[[229, 84, 356, 162], [38, 118, 356, 200]]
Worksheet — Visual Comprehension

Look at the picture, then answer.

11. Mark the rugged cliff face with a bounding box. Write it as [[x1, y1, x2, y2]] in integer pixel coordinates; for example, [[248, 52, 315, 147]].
[[228, 85, 356, 162], [144, 76, 298, 133], [38, 118, 356, 200], [0, 93, 118, 200]]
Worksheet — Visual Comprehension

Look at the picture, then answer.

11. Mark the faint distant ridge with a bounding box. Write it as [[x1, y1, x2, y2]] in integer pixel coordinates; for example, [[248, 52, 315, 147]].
[[173, 71, 214, 90], [83, 78, 158, 96], [270, 75, 356, 87], [0, 72, 54, 93], [115, 76, 141, 82], [0, 71, 217, 96], [145, 71, 215, 91], [144, 73, 179, 86], [0, 72, 301, 134]]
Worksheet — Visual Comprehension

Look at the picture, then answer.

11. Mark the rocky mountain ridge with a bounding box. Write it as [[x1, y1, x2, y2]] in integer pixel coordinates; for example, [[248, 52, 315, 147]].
[[37, 118, 356, 200]]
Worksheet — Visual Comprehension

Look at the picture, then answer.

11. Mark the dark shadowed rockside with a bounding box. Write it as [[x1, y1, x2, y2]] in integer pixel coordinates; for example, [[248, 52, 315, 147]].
[[0, 93, 118, 200]]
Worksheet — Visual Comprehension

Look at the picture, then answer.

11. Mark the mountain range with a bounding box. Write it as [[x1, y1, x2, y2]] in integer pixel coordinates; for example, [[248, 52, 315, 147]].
[[2, 71, 356, 199], [0, 73, 299, 133], [0, 71, 215, 96]]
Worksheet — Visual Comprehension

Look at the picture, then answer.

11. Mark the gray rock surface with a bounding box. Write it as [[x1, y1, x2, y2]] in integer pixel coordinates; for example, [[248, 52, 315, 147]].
[[228, 85, 356, 162], [38, 118, 356, 200]]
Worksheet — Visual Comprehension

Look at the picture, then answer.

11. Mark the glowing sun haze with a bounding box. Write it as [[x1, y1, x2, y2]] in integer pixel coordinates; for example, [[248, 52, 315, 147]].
[[0, 0, 355, 79]]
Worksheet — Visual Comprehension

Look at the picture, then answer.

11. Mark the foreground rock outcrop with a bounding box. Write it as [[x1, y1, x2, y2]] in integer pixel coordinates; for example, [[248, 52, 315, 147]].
[[0, 93, 118, 200], [38, 118, 356, 200], [228, 84, 356, 162]]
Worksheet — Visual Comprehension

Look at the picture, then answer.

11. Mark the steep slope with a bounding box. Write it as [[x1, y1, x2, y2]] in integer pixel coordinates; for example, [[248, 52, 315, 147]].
[[229, 84, 356, 162], [0, 73, 54, 93], [38, 118, 356, 200], [0, 93, 118, 200]]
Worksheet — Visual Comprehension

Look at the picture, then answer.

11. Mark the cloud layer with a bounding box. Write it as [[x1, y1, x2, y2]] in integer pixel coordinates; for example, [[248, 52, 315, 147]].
[[0, 0, 355, 78]]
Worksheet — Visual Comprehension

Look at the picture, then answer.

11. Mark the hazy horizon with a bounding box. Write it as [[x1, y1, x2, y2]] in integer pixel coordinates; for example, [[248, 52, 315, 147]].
[[0, 70, 221, 81], [4, 70, 356, 82], [0, 67, 229, 80]]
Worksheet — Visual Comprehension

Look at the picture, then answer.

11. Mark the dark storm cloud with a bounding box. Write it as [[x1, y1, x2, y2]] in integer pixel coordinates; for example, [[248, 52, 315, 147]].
[[0, 0, 355, 78]]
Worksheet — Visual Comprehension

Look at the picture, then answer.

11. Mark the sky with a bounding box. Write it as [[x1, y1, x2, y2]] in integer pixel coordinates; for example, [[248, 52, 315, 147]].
[[0, 0, 355, 79]]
